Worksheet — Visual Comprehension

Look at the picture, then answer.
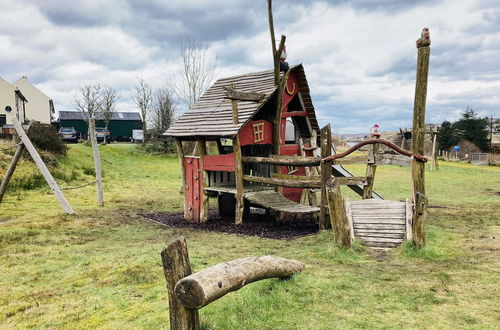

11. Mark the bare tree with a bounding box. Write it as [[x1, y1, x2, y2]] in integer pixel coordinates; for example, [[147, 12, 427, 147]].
[[151, 86, 175, 138], [172, 37, 216, 109], [75, 84, 102, 140], [99, 85, 119, 144], [133, 77, 153, 144]]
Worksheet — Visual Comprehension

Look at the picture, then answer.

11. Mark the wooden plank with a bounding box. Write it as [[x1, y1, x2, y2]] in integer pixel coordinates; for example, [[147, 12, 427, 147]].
[[281, 111, 308, 118], [12, 119, 74, 215], [89, 118, 104, 206], [357, 237, 404, 243], [224, 86, 265, 102], [244, 175, 320, 188], [353, 224, 406, 230], [160, 237, 200, 330], [406, 198, 413, 241], [245, 190, 320, 214]]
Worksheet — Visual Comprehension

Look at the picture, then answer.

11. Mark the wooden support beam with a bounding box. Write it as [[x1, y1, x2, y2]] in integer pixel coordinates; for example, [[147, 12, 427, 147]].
[[242, 156, 320, 166], [197, 140, 209, 223], [160, 237, 200, 330], [224, 87, 265, 102], [319, 124, 332, 229], [12, 119, 74, 214], [0, 142, 24, 203], [89, 118, 104, 206], [174, 256, 304, 310], [244, 174, 321, 188], [281, 111, 308, 118], [362, 143, 378, 199], [233, 134, 244, 225], [326, 178, 352, 248], [412, 29, 431, 247], [273, 69, 290, 156]]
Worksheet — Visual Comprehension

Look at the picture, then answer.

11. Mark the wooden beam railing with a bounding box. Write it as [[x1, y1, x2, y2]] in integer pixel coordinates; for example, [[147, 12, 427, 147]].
[[243, 174, 321, 189], [322, 139, 428, 163], [242, 155, 320, 166]]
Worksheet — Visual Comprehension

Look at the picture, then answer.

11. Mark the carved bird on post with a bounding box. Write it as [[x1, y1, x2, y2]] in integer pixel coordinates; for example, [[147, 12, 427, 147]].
[[416, 28, 431, 48]]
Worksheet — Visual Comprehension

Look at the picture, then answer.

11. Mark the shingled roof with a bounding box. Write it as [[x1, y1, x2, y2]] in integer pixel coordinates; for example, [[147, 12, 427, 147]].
[[165, 64, 318, 138]]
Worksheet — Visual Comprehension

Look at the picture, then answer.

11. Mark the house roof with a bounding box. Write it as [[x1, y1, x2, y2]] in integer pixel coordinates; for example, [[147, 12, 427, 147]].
[[58, 111, 142, 121], [164, 64, 319, 138]]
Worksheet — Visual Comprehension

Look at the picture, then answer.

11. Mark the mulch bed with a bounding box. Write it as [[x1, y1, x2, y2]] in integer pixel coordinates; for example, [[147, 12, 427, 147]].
[[142, 209, 319, 240]]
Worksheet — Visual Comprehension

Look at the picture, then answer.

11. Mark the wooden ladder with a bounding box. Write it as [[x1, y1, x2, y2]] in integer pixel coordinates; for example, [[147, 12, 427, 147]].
[[347, 199, 412, 248]]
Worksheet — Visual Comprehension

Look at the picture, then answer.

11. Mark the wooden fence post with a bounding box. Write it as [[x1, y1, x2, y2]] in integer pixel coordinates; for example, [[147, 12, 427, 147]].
[[411, 29, 431, 247], [197, 140, 209, 222], [326, 178, 352, 248], [233, 134, 244, 225], [12, 119, 74, 214], [319, 125, 332, 229], [161, 237, 200, 330], [0, 142, 24, 203], [362, 143, 378, 199], [89, 118, 104, 206]]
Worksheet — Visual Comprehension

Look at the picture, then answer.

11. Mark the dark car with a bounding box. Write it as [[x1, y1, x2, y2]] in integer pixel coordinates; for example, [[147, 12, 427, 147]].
[[95, 127, 109, 142], [58, 127, 78, 143]]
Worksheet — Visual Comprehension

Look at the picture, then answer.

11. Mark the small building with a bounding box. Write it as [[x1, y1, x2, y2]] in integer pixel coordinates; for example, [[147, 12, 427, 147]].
[[57, 111, 142, 141], [12, 76, 54, 124]]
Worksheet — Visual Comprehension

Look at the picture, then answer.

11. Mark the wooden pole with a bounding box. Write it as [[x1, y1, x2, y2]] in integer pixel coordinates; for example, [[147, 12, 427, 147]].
[[233, 134, 244, 225], [267, 0, 278, 85], [197, 140, 209, 222], [431, 129, 438, 171], [362, 143, 378, 199], [411, 29, 431, 247], [160, 237, 200, 330], [12, 119, 74, 214], [319, 124, 332, 229], [89, 118, 104, 206], [176, 139, 187, 195], [326, 178, 352, 248], [0, 143, 24, 203], [273, 70, 291, 156], [175, 256, 304, 310]]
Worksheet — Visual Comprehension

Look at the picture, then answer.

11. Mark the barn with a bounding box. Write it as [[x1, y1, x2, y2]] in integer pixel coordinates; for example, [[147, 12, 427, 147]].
[[57, 111, 142, 141]]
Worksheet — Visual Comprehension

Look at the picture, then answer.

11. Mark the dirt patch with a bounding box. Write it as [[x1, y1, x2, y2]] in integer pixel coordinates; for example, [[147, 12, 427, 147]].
[[484, 189, 500, 196], [142, 209, 319, 240]]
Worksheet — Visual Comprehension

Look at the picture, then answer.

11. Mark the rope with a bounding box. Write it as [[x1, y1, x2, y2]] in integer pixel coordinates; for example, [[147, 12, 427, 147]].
[[60, 180, 97, 191], [0, 143, 22, 152]]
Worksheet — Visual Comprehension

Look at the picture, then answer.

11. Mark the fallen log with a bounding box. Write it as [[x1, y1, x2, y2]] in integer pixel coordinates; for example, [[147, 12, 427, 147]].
[[174, 256, 304, 309]]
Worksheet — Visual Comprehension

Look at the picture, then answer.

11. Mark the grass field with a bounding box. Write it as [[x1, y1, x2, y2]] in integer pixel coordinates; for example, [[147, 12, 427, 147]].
[[1, 144, 499, 329]]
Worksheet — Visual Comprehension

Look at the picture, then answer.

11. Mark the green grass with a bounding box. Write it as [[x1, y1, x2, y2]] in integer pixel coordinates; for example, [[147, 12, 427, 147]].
[[1, 144, 499, 329]]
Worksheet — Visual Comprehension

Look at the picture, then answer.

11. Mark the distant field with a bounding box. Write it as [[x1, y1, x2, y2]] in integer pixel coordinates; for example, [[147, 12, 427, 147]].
[[0, 144, 499, 329]]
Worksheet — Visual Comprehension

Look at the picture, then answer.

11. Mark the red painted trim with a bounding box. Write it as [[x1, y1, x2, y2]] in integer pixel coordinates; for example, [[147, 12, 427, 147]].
[[282, 111, 307, 118], [203, 153, 235, 172]]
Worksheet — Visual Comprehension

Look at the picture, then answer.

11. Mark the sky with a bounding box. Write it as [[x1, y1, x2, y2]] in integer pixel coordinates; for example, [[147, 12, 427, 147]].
[[1, 0, 499, 133]]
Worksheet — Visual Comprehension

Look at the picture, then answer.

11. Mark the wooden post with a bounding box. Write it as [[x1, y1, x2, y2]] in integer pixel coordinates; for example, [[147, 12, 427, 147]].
[[0, 143, 24, 203], [273, 70, 291, 156], [411, 29, 431, 247], [160, 237, 200, 330], [12, 119, 74, 214], [430, 128, 438, 170], [176, 139, 187, 196], [230, 84, 239, 124], [326, 178, 352, 248], [362, 143, 378, 199], [89, 118, 104, 206], [197, 140, 209, 222], [319, 124, 332, 229], [233, 134, 244, 225]]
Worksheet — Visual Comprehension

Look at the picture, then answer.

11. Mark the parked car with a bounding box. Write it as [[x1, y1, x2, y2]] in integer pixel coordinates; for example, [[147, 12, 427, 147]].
[[95, 127, 109, 142], [58, 127, 78, 143]]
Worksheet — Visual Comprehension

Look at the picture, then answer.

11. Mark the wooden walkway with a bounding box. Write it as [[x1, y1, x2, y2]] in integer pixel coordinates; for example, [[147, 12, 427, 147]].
[[245, 190, 320, 214], [347, 199, 410, 248]]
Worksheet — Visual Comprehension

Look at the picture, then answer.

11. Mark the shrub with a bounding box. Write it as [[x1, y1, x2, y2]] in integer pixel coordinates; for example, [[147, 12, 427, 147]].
[[27, 122, 67, 155], [143, 137, 176, 154]]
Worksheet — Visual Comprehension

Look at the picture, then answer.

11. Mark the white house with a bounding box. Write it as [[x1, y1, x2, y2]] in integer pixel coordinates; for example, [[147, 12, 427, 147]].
[[0, 77, 27, 128], [12, 76, 54, 124]]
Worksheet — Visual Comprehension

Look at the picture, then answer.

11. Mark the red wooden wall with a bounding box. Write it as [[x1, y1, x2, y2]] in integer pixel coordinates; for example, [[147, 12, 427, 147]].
[[184, 157, 202, 222]]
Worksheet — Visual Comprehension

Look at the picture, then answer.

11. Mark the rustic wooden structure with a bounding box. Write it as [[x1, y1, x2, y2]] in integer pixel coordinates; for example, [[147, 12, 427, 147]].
[[161, 237, 304, 329]]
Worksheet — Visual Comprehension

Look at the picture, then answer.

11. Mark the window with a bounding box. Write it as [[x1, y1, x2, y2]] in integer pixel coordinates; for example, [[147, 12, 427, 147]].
[[118, 113, 124, 119], [252, 122, 265, 143], [0, 115, 6, 126]]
